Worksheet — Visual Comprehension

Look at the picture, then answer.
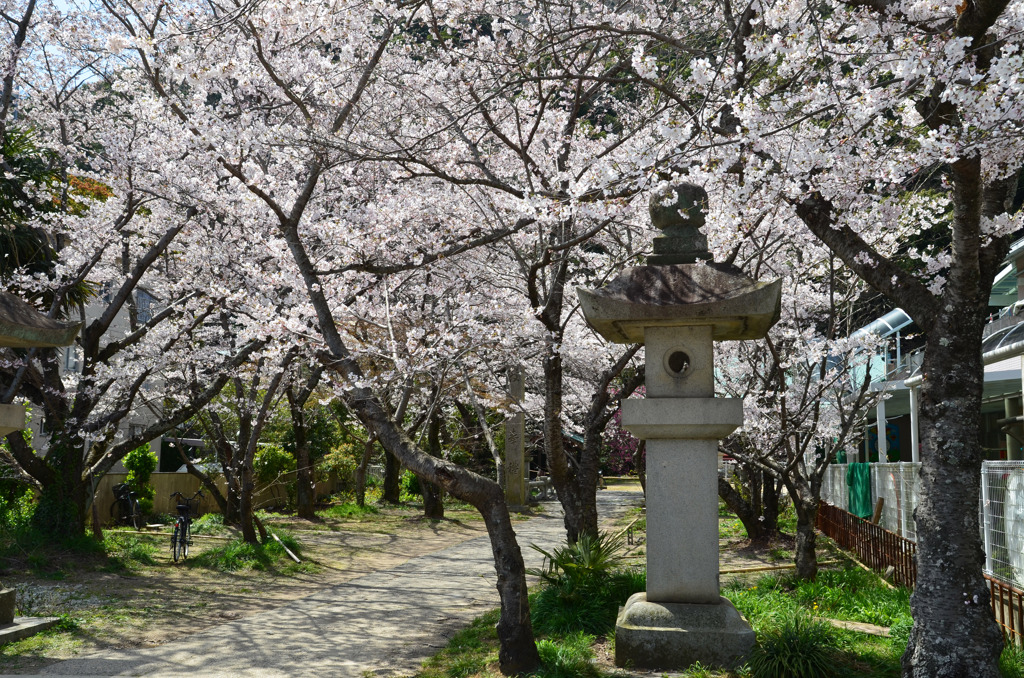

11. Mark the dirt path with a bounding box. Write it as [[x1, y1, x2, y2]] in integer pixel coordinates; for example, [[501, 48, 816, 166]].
[[1, 492, 642, 677], [1, 509, 492, 673]]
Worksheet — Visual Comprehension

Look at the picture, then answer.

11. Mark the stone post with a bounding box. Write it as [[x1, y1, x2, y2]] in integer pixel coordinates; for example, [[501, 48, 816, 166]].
[[504, 366, 527, 509]]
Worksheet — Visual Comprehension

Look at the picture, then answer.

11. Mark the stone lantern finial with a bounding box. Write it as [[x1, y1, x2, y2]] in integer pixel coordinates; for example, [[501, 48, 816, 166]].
[[648, 183, 711, 265]]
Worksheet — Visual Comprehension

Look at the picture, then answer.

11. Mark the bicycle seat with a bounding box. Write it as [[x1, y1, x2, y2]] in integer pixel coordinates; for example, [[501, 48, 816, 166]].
[[176, 504, 190, 515]]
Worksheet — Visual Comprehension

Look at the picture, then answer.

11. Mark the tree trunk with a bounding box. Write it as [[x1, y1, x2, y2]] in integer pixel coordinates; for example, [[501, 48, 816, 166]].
[[793, 499, 819, 581], [239, 464, 258, 544], [289, 399, 316, 520], [422, 409, 445, 520], [903, 318, 1002, 677], [542, 349, 591, 542], [383, 449, 401, 504], [179, 447, 231, 517], [355, 436, 375, 507], [762, 469, 780, 535], [634, 440, 646, 497], [30, 437, 87, 538], [719, 471, 776, 545]]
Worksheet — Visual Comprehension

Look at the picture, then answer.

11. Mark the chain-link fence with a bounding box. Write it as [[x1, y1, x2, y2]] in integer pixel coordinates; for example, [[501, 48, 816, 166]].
[[820, 461, 1024, 587], [981, 461, 1024, 587]]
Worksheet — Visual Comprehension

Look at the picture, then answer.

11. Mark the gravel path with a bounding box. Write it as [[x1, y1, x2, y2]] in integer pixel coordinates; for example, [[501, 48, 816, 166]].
[[5, 491, 641, 678]]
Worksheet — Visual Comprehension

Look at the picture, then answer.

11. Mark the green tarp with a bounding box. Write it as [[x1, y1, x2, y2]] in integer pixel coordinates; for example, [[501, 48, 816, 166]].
[[846, 462, 873, 519]]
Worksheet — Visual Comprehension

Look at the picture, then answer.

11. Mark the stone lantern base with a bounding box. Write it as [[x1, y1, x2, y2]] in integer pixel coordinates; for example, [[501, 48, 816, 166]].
[[0, 589, 15, 626], [614, 593, 755, 671]]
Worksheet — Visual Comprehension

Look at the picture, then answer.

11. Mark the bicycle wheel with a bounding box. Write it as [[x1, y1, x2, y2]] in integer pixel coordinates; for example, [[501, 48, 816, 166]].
[[111, 500, 123, 526], [182, 522, 190, 559], [128, 499, 142, 530], [172, 522, 182, 562]]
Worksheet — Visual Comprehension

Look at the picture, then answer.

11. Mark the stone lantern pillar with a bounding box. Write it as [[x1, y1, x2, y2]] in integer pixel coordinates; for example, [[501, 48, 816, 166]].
[[0, 291, 81, 629], [578, 184, 781, 670]]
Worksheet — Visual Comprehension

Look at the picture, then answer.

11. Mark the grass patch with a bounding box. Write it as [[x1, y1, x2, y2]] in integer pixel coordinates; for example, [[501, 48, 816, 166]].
[[747, 615, 839, 678], [534, 632, 599, 678], [102, 532, 158, 571], [719, 516, 746, 541], [420, 608, 501, 678], [317, 503, 380, 520], [190, 531, 303, 572], [190, 513, 226, 535]]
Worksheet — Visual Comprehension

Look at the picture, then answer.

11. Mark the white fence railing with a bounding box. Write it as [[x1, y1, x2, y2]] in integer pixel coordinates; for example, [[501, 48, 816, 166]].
[[821, 461, 1024, 586]]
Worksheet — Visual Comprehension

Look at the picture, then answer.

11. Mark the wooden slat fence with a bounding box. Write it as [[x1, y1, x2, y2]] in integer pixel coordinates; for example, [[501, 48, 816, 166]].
[[816, 502, 917, 588], [817, 501, 1024, 646]]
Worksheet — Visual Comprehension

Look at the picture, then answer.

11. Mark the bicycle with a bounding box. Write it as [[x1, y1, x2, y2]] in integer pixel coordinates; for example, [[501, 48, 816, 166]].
[[111, 483, 142, 529], [169, 489, 204, 562]]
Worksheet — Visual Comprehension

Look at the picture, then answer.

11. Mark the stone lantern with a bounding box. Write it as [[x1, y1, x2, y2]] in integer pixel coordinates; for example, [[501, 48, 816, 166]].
[[0, 291, 81, 633], [578, 184, 781, 670]]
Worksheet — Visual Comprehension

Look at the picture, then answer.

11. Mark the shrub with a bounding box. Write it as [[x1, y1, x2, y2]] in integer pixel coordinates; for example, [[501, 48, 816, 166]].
[[747, 615, 839, 678], [253, 443, 297, 484], [318, 502, 379, 519], [530, 568, 644, 635], [104, 532, 157, 569], [401, 470, 421, 498], [123, 443, 158, 516], [529, 531, 627, 588], [319, 442, 360, 489], [528, 532, 643, 635], [190, 512, 224, 535], [191, 530, 301, 572]]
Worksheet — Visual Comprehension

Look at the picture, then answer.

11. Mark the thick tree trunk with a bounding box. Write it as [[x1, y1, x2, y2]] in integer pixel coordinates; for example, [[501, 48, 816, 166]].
[[295, 437, 316, 519], [29, 437, 87, 537], [903, 319, 1002, 677], [383, 449, 401, 504], [762, 469, 780, 535], [239, 465, 258, 544], [542, 350, 594, 542], [793, 499, 819, 581]]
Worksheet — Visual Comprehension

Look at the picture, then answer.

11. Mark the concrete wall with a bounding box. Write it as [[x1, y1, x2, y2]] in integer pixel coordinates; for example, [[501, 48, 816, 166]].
[[94, 471, 341, 524]]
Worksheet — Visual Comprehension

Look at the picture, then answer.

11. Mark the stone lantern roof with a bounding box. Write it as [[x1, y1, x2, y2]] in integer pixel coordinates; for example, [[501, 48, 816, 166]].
[[578, 183, 781, 343], [0, 291, 82, 437], [0, 291, 82, 348]]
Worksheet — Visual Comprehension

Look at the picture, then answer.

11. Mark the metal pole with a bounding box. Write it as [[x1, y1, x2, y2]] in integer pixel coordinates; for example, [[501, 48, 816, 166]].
[[909, 387, 920, 463], [981, 463, 994, 574], [876, 399, 887, 462]]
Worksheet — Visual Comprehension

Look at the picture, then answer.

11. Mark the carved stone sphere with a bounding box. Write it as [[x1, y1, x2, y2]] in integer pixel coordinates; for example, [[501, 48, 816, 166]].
[[649, 183, 708, 231]]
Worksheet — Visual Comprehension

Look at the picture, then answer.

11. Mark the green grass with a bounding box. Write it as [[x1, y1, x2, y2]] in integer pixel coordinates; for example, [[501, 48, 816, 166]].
[[189, 531, 304, 572], [317, 503, 380, 520], [189, 513, 226, 535], [102, 532, 158, 570], [533, 632, 600, 678], [420, 608, 501, 678]]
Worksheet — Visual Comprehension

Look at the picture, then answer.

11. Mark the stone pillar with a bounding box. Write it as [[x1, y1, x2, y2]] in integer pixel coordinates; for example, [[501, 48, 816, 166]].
[[504, 366, 527, 508], [615, 325, 754, 667]]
